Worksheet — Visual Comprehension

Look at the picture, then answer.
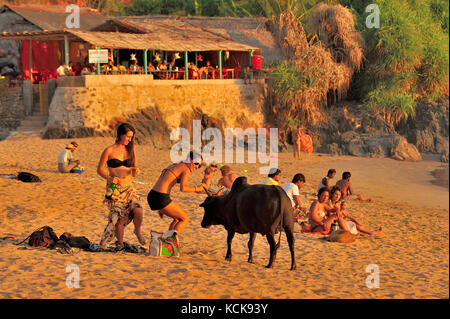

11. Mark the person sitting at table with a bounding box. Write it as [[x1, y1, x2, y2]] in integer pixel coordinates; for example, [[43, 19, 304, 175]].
[[130, 60, 140, 74], [243, 65, 252, 84], [199, 61, 215, 79], [153, 52, 162, 68], [81, 66, 93, 75], [188, 62, 200, 80], [72, 62, 82, 76], [159, 60, 168, 70]]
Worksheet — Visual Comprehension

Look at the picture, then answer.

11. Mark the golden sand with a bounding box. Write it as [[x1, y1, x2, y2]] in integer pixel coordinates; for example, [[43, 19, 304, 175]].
[[0, 136, 448, 298]]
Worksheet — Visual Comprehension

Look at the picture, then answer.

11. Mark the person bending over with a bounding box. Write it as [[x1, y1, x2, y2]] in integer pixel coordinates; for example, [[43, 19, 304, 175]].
[[147, 151, 206, 234]]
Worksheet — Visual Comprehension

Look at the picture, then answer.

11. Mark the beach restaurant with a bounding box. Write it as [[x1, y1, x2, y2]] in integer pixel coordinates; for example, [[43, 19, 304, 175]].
[[0, 27, 262, 83]]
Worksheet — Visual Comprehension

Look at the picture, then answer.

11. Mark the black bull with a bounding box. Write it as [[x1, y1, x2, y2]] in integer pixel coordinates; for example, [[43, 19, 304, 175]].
[[200, 177, 296, 270]]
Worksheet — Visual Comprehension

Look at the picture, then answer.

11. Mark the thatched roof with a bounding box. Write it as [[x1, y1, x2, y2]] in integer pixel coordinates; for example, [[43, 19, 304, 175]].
[[0, 29, 259, 52], [94, 15, 284, 62], [0, 3, 109, 31]]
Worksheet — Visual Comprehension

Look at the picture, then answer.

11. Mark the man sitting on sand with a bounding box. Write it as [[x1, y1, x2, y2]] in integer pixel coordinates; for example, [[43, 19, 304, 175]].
[[58, 142, 81, 173], [318, 169, 336, 191], [335, 171, 371, 202], [261, 168, 282, 186], [283, 173, 307, 221], [217, 165, 238, 194]]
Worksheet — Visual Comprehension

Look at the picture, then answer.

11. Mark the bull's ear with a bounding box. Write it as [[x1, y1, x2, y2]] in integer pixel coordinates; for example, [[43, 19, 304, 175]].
[[199, 202, 205, 207]]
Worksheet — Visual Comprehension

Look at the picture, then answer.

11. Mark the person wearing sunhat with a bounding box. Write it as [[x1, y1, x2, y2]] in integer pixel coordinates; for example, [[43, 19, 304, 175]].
[[58, 141, 81, 173]]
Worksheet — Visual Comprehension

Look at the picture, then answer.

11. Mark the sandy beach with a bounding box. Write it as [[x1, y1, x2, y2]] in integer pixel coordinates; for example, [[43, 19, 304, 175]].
[[0, 136, 448, 299]]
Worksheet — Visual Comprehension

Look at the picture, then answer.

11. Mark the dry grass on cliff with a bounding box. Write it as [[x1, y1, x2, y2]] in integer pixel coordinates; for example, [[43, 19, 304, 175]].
[[307, 3, 364, 71], [268, 5, 363, 126]]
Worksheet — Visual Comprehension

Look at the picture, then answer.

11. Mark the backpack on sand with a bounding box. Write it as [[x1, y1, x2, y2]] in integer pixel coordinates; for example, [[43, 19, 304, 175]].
[[16, 226, 59, 248], [17, 172, 41, 183]]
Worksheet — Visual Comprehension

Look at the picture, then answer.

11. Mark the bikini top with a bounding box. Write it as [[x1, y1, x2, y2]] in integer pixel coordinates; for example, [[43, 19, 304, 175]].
[[162, 167, 181, 183], [107, 158, 132, 168]]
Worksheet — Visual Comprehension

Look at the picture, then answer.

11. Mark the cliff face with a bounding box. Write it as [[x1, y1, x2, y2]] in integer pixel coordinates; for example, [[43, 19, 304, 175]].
[[43, 76, 267, 149]]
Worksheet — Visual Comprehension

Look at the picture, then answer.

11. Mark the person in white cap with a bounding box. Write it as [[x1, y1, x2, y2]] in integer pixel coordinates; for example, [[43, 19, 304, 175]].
[[261, 168, 282, 186], [57, 141, 81, 173]]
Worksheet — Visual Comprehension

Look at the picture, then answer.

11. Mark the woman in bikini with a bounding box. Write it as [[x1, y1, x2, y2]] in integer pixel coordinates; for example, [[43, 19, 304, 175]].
[[147, 151, 206, 234], [97, 123, 145, 249], [308, 187, 339, 233], [328, 186, 382, 235]]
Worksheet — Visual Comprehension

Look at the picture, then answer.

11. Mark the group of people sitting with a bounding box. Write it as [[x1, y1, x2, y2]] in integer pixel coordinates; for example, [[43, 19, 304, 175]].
[[242, 167, 381, 235]]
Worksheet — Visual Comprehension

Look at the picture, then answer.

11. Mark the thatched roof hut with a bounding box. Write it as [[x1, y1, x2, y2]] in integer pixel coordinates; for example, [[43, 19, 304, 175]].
[[94, 15, 284, 64], [0, 3, 109, 32]]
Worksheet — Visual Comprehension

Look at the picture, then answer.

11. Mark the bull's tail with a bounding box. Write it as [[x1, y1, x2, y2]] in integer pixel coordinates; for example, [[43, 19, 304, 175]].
[[276, 228, 282, 249], [275, 191, 282, 249]]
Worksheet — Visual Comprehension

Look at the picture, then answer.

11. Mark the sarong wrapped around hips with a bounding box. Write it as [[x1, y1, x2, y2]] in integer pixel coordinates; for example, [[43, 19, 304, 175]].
[[100, 183, 141, 247]]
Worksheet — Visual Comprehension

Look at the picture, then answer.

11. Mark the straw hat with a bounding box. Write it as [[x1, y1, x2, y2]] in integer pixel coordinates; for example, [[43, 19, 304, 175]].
[[66, 141, 78, 150]]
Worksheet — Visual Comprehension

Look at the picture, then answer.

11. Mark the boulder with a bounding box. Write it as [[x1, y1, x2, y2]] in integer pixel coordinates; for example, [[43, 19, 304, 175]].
[[390, 136, 422, 161]]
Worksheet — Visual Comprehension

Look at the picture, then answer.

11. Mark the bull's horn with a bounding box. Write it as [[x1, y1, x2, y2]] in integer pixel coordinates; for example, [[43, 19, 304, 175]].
[[203, 186, 212, 197]]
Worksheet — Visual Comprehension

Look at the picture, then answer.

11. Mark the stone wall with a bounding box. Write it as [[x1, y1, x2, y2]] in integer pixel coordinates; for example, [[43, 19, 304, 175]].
[[0, 10, 40, 71], [0, 81, 25, 139], [43, 75, 267, 148]]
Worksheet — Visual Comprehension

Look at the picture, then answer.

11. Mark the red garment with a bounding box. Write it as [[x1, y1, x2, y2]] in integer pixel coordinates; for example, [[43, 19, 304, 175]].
[[300, 133, 313, 154], [21, 40, 58, 82], [72, 64, 82, 76]]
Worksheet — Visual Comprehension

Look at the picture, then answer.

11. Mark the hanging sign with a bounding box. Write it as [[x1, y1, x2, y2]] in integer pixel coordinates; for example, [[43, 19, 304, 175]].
[[88, 49, 108, 64]]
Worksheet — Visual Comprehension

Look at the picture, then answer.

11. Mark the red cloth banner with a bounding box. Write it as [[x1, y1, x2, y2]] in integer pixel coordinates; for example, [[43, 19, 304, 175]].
[[21, 40, 59, 82]]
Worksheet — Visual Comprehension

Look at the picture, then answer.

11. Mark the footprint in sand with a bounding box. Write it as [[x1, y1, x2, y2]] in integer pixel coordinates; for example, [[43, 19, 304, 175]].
[[166, 268, 188, 275]]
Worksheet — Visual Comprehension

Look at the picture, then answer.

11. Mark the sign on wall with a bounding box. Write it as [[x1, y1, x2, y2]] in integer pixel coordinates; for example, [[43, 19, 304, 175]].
[[88, 49, 108, 64]]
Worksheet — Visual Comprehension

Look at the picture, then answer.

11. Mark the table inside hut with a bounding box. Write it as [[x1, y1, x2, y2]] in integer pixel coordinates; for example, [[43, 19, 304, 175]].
[[150, 69, 185, 80], [223, 68, 235, 79]]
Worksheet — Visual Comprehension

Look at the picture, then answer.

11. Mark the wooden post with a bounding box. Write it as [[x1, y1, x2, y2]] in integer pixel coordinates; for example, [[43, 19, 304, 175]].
[[195, 52, 198, 67], [218, 50, 223, 79], [249, 50, 254, 67], [28, 40, 33, 83], [184, 51, 188, 80], [64, 35, 69, 66], [144, 49, 148, 74], [96, 46, 100, 75]]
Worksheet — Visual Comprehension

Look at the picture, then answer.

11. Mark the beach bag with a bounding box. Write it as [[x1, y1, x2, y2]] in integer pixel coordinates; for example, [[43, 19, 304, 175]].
[[21, 226, 59, 248], [326, 230, 356, 243], [17, 172, 41, 183], [149, 230, 181, 257]]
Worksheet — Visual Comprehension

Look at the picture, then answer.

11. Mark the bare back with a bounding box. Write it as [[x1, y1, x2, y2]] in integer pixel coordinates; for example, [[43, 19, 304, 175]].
[[152, 162, 191, 194], [336, 179, 352, 198]]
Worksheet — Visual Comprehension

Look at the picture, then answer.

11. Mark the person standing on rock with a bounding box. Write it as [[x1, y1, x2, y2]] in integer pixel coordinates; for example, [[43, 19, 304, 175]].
[[293, 125, 302, 160]]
